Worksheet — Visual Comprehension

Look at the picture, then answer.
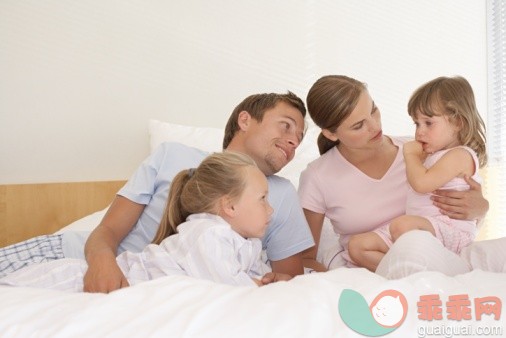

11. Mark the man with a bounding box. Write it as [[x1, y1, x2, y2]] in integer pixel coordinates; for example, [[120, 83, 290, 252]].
[[0, 91, 315, 293]]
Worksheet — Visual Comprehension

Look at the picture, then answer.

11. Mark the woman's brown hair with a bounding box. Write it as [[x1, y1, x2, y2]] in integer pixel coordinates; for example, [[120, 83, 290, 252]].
[[306, 75, 367, 154]]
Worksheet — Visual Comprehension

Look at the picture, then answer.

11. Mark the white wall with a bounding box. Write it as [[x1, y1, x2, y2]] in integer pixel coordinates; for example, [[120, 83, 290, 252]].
[[0, 0, 487, 184]]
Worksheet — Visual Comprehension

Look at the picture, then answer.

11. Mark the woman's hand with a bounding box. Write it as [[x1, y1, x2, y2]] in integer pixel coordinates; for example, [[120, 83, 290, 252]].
[[431, 175, 489, 221]]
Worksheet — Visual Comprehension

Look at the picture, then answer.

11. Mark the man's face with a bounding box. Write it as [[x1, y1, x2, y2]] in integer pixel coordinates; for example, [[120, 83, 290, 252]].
[[241, 101, 305, 176]]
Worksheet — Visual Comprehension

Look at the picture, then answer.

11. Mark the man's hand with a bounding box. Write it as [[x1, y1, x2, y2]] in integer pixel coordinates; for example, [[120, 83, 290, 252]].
[[83, 196, 144, 293], [259, 272, 293, 285], [431, 175, 489, 220], [83, 253, 129, 293]]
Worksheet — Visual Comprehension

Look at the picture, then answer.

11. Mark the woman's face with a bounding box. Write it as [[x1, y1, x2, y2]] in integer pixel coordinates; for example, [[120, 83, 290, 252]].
[[324, 89, 383, 151]]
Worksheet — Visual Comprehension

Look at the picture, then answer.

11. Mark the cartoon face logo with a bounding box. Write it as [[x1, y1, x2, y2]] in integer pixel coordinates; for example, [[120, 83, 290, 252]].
[[370, 290, 408, 328], [339, 289, 408, 336]]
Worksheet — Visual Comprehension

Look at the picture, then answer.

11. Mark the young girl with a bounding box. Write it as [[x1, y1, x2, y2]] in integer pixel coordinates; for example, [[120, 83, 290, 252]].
[[0, 151, 277, 290], [348, 76, 487, 271]]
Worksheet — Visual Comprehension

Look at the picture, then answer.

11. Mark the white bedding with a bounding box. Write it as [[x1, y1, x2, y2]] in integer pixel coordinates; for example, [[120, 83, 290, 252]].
[[1, 269, 504, 337], [2, 120, 505, 337]]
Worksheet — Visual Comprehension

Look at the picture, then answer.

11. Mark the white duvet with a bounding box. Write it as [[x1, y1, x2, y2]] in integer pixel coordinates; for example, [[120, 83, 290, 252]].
[[1, 268, 505, 338], [2, 208, 505, 337]]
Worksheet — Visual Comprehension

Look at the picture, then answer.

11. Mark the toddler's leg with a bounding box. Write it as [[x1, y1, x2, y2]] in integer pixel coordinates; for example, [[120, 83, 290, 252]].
[[389, 215, 435, 242], [348, 232, 389, 272], [0, 234, 64, 278]]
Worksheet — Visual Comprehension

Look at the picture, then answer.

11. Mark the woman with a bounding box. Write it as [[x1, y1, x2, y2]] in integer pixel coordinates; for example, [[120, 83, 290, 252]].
[[298, 75, 490, 275]]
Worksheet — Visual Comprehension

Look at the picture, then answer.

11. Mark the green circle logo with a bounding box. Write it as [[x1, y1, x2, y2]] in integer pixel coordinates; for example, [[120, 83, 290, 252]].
[[339, 289, 408, 336]]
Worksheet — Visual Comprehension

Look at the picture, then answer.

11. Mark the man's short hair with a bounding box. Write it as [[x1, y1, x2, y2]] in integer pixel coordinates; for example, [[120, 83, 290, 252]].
[[222, 91, 306, 149]]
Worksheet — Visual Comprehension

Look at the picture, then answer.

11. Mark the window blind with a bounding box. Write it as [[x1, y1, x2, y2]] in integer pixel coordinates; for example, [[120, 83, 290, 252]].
[[482, 0, 506, 239]]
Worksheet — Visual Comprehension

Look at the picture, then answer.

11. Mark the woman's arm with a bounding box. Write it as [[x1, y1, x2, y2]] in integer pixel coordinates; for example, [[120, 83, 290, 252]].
[[301, 209, 328, 272], [432, 176, 489, 221]]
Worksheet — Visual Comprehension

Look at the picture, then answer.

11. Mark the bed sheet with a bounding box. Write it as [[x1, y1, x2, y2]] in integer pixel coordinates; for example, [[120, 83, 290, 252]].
[[1, 268, 504, 337]]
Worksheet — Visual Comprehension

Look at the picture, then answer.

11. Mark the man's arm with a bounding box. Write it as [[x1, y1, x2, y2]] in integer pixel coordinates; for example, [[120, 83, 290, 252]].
[[431, 176, 489, 221], [83, 195, 145, 293], [301, 209, 327, 272], [261, 204, 319, 281], [270, 253, 304, 276]]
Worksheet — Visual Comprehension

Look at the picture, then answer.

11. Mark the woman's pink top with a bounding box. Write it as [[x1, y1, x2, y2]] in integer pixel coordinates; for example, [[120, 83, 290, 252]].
[[298, 136, 411, 249]]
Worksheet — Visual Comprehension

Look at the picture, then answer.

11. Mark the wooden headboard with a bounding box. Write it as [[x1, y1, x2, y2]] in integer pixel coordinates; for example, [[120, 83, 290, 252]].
[[0, 180, 126, 247]]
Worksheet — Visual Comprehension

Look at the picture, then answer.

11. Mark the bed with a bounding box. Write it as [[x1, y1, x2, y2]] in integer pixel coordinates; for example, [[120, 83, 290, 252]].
[[1, 119, 505, 337]]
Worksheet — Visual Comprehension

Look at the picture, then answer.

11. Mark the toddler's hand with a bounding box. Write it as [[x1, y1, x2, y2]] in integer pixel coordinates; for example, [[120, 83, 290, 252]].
[[403, 141, 424, 158]]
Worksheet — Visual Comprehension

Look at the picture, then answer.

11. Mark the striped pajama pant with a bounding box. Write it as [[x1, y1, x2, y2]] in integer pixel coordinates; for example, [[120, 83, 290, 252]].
[[0, 234, 64, 278]]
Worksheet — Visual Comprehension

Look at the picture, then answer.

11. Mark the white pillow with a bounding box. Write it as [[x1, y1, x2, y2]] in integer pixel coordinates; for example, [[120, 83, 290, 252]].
[[149, 119, 224, 154], [56, 208, 107, 233]]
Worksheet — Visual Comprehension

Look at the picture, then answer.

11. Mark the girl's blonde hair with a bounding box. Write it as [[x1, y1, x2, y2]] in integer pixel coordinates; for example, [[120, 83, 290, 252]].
[[408, 76, 487, 167], [306, 75, 367, 154], [152, 151, 257, 244]]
